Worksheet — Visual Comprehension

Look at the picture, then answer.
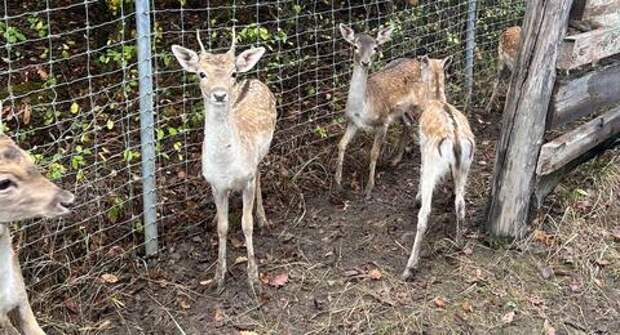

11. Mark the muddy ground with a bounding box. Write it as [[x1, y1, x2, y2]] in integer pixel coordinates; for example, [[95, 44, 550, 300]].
[[96, 106, 619, 335]]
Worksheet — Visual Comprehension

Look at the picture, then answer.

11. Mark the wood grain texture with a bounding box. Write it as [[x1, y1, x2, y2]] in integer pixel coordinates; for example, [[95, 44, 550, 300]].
[[486, 0, 573, 238], [549, 62, 620, 128], [558, 27, 620, 70], [570, 0, 620, 27]]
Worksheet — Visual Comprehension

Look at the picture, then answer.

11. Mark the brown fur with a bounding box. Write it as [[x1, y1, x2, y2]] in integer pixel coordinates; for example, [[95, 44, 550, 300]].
[[486, 26, 522, 111]]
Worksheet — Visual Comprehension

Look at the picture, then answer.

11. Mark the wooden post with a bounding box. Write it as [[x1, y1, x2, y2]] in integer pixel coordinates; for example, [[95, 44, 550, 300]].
[[486, 0, 574, 237]]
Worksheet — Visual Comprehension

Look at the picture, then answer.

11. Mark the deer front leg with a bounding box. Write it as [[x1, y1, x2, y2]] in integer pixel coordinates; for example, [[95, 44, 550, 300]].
[[242, 177, 260, 296], [212, 186, 229, 293], [485, 63, 505, 112], [254, 173, 270, 229], [335, 122, 358, 191], [15, 302, 45, 335], [365, 124, 388, 199]]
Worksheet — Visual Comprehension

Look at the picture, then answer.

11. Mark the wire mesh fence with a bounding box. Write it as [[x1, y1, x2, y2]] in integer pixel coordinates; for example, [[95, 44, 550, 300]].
[[0, 0, 524, 329]]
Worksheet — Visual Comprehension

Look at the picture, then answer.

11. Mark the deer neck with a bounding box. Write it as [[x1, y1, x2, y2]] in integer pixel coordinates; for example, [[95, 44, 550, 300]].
[[346, 64, 370, 116], [203, 99, 239, 158]]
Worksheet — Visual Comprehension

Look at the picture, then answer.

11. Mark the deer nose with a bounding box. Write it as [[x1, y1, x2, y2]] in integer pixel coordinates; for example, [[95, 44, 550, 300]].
[[361, 60, 370, 67], [211, 89, 228, 103]]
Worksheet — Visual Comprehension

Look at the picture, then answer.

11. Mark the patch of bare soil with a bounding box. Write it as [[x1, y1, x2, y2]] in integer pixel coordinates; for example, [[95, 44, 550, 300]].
[[95, 107, 619, 335]]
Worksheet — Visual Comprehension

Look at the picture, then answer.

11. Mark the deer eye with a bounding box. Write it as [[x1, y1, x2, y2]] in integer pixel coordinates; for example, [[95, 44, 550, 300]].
[[199, 72, 207, 79], [231, 72, 237, 79], [0, 179, 16, 191]]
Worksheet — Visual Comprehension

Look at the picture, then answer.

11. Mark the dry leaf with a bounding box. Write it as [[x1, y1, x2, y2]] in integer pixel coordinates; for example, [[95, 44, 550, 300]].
[[35, 66, 48, 80], [433, 296, 447, 308], [234, 256, 248, 265], [368, 269, 382, 280], [63, 298, 80, 314], [20, 104, 31, 125], [231, 237, 245, 249], [200, 279, 213, 286], [463, 247, 473, 255], [544, 319, 556, 335], [533, 229, 554, 246], [239, 331, 259, 335], [502, 311, 515, 324], [269, 272, 289, 288], [101, 273, 119, 284], [259, 272, 271, 285], [179, 300, 191, 310], [214, 307, 225, 323], [541, 266, 554, 279], [462, 301, 473, 313]]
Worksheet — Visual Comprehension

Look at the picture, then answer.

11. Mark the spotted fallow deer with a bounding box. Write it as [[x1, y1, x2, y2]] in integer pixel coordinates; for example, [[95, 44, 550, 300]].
[[171, 30, 276, 294], [401, 58, 475, 280], [485, 26, 522, 112], [0, 134, 75, 335], [335, 24, 430, 198]]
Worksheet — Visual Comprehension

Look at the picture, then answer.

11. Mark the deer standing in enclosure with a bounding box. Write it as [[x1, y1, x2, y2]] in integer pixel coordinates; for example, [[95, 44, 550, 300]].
[[0, 135, 75, 335], [402, 57, 475, 280], [335, 24, 430, 198], [486, 26, 521, 112], [171, 31, 276, 294]]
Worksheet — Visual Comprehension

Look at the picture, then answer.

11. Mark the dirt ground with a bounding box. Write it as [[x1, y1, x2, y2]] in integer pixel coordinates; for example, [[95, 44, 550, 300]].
[[97, 106, 619, 335]]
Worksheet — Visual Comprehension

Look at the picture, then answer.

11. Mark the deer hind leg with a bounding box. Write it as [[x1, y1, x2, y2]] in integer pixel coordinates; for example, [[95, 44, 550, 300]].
[[402, 147, 445, 280], [365, 124, 388, 199], [485, 63, 505, 112], [242, 177, 260, 296], [1, 313, 20, 335], [254, 173, 269, 229], [453, 144, 473, 246], [212, 186, 229, 293], [335, 123, 358, 191]]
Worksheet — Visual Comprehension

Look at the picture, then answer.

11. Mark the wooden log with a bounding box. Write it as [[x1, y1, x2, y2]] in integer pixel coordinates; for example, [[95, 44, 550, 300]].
[[486, 0, 573, 238], [570, 0, 620, 27], [538, 106, 620, 176], [535, 136, 619, 206], [557, 27, 620, 70], [549, 62, 620, 129]]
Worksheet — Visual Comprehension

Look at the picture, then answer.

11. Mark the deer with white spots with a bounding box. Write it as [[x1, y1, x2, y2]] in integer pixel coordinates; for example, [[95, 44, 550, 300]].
[[335, 24, 431, 198], [171, 30, 277, 295], [401, 58, 476, 280]]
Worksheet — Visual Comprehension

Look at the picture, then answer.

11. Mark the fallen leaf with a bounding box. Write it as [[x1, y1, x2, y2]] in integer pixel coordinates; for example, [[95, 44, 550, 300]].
[[502, 311, 515, 324], [35, 66, 48, 80], [214, 307, 225, 323], [64, 298, 80, 314], [462, 301, 473, 313], [541, 266, 554, 279], [70, 102, 80, 115], [234, 256, 248, 265], [368, 269, 382, 280], [463, 247, 473, 255], [533, 229, 554, 246], [434, 296, 447, 308], [101, 273, 119, 284], [231, 237, 245, 249], [179, 300, 191, 310], [200, 279, 213, 286], [269, 272, 289, 288], [239, 331, 259, 335], [544, 319, 556, 335], [259, 272, 270, 285], [20, 104, 31, 125], [611, 228, 620, 241]]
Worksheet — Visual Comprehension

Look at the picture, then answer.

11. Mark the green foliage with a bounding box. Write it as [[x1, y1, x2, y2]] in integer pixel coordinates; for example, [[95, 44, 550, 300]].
[[0, 22, 26, 44]]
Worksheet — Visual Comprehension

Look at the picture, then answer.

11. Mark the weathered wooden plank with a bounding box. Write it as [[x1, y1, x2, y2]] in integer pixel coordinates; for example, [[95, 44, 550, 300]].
[[487, 0, 573, 238], [534, 136, 619, 207], [570, 0, 620, 27], [538, 106, 620, 176], [558, 27, 620, 70], [549, 63, 620, 129]]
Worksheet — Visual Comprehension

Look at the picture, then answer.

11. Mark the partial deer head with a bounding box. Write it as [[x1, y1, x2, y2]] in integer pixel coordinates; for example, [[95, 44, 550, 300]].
[[420, 55, 452, 102], [339, 24, 393, 67], [0, 135, 75, 223], [171, 30, 266, 109]]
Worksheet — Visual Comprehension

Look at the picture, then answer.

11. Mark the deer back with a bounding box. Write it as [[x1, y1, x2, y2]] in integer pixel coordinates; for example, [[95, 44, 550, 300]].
[[499, 26, 522, 72], [367, 58, 423, 119]]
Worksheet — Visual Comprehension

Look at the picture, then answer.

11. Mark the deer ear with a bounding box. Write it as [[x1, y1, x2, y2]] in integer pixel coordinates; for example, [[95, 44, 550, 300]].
[[376, 26, 393, 45], [441, 55, 453, 69], [339, 24, 355, 45], [236, 47, 266, 73], [171, 45, 200, 73]]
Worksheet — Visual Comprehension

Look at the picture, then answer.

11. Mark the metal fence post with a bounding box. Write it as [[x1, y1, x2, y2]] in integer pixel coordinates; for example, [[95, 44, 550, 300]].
[[464, 0, 478, 107], [135, 0, 158, 257]]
